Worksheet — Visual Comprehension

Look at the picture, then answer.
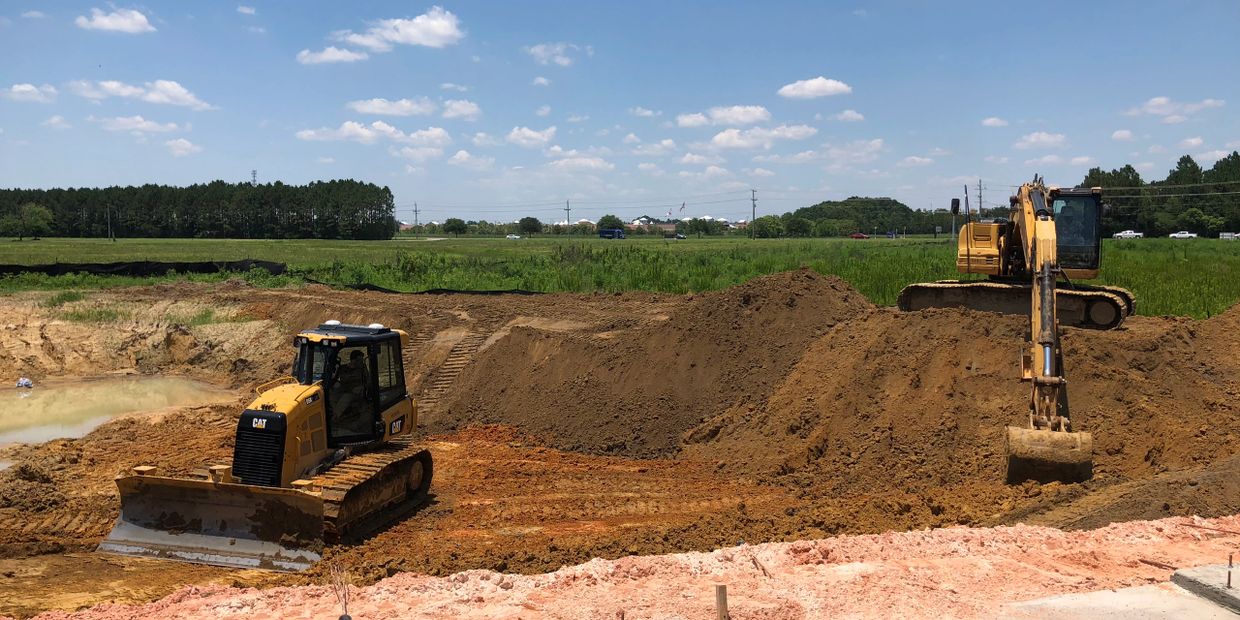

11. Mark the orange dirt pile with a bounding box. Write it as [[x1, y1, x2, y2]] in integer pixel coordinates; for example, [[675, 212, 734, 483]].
[[439, 269, 871, 456]]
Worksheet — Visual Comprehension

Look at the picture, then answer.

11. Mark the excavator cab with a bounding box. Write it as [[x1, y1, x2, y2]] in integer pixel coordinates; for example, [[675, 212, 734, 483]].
[[1050, 188, 1103, 273]]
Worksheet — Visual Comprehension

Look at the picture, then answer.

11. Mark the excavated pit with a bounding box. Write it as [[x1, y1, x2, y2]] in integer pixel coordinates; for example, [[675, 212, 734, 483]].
[[0, 271, 1237, 617]]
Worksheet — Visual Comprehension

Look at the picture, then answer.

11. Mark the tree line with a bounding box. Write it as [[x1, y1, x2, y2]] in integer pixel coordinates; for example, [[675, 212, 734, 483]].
[[1083, 152, 1240, 236], [0, 180, 399, 240]]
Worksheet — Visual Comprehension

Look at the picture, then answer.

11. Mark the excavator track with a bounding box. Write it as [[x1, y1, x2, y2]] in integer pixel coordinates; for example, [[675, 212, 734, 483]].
[[898, 280, 1134, 330], [311, 437, 433, 543]]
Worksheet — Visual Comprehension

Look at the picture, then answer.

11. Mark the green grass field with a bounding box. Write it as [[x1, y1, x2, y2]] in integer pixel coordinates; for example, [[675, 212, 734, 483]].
[[0, 236, 1236, 318]]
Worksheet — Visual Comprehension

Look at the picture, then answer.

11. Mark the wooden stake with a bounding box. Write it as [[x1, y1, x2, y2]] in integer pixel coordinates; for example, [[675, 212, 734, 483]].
[[716, 584, 729, 620]]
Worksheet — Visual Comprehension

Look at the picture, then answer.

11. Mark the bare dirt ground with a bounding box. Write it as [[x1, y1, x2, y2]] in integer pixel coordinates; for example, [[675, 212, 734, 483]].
[[0, 271, 1237, 617]]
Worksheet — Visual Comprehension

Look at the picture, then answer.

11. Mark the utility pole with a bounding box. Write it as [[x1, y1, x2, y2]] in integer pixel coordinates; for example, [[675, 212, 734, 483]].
[[412, 202, 420, 227], [750, 189, 757, 240], [564, 199, 571, 226], [977, 178, 984, 217]]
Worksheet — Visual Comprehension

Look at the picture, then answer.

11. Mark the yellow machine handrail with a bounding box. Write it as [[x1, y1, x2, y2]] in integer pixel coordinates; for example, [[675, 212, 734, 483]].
[[254, 376, 297, 394]]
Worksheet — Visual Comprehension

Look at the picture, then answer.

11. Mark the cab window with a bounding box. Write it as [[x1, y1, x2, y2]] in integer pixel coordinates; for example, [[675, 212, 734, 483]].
[[1052, 196, 1101, 270], [376, 339, 406, 408]]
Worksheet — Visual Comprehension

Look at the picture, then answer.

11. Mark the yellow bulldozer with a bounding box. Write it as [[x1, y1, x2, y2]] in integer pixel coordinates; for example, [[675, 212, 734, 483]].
[[899, 177, 1133, 483], [99, 321, 432, 571]]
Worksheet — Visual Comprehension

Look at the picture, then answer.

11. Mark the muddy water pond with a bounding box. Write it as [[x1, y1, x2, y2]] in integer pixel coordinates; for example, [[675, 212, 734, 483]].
[[0, 376, 235, 445]]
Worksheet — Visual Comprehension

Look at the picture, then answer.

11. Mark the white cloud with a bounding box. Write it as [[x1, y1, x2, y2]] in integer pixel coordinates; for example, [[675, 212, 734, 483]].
[[296, 121, 452, 147], [531, 76, 551, 87], [752, 150, 819, 164], [75, 7, 155, 33], [471, 132, 501, 147], [316, 156, 335, 164], [1226, 140, 1240, 149], [1136, 162, 1155, 170], [1111, 129, 1134, 141], [440, 82, 469, 92], [442, 99, 481, 121], [622, 132, 641, 144], [981, 117, 1009, 127], [679, 152, 724, 165], [567, 114, 589, 123], [333, 7, 464, 53], [247, 26, 266, 34], [92, 114, 179, 133], [507, 125, 556, 148], [1148, 145, 1166, 153], [1125, 96, 1224, 120], [745, 167, 775, 177], [3, 83, 57, 103], [629, 106, 661, 117], [822, 139, 885, 170], [237, 5, 256, 15], [390, 146, 443, 162], [710, 124, 817, 149], [1013, 131, 1067, 150], [21, 10, 46, 18], [678, 165, 731, 179], [1070, 156, 1095, 166], [706, 105, 769, 126], [535, 104, 552, 117], [831, 109, 864, 122], [524, 42, 591, 66], [297, 46, 369, 64], [928, 147, 951, 157], [1178, 136, 1204, 149], [41, 115, 71, 130], [676, 113, 709, 128], [1024, 154, 1064, 165], [898, 155, 934, 167], [777, 76, 852, 99], [1197, 150, 1230, 162], [165, 138, 202, 157], [631, 138, 676, 156], [984, 155, 1009, 164], [346, 97, 436, 116], [447, 149, 494, 170], [547, 155, 614, 171], [637, 162, 662, 175]]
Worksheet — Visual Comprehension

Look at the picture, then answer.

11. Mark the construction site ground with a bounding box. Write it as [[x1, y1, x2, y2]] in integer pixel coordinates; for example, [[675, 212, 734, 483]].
[[1, 270, 1238, 618]]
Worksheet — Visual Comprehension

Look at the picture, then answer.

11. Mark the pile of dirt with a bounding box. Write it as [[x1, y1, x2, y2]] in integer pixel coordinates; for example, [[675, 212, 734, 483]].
[[438, 269, 872, 457], [686, 303, 1240, 527]]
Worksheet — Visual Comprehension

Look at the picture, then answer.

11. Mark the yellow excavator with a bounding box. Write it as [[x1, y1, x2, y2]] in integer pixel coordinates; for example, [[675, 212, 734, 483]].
[[899, 177, 1134, 483], [99, 321, 432, 571]]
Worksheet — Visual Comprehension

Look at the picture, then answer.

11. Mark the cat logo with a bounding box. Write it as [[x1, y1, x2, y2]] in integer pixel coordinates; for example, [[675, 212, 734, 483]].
[[251, 418, 268, 430], [390, 417, 404, 435]]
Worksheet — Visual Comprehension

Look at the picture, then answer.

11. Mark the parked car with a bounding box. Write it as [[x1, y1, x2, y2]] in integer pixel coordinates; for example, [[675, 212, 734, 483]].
[[505, 234, 521, 239], [1221, 232, 1237, 241], [1112, 230, 1144, 239], [849, 232, 869, 239], [674, 233, 687, 239], [1169, 231, 1198, 239], [599, 228, 626, 239]]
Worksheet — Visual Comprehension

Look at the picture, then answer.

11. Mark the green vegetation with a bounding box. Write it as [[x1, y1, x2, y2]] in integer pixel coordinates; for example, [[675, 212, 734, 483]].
[[40, 290, 85, 307], [168, 308, 235, 327], [60, 307, 128, 323], [1086, 152, 1240, 236], [0, 180, 397, 240], [0, 236, 1235, 318]]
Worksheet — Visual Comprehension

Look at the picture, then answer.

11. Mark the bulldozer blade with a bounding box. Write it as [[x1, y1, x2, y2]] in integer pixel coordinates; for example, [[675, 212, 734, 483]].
[[98, 475, 325, 571], [1005, 426, 1093, 484]]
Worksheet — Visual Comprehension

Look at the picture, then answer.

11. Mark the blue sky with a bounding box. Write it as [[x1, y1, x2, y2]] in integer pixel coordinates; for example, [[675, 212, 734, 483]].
[[2, 1, 1237, 224]]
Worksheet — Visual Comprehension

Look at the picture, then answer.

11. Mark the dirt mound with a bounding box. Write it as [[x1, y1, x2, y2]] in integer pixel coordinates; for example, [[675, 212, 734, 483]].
[[687, 305, 1240, 525], [438, 269, 871, 457]]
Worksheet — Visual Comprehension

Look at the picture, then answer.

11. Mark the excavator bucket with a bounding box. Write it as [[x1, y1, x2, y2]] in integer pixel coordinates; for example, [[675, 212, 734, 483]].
[[1005, 427, 1093, 484], [99, 474, 325, 571]]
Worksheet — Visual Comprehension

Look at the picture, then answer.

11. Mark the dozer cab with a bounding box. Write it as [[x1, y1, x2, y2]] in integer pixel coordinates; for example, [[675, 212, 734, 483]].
[[899, 178, 1134, 484], [99, 321, 432, 571]]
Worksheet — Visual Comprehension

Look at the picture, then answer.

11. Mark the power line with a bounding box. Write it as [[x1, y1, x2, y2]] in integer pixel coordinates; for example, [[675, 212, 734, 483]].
[[1096, 179, 1240, 191], [1104, 189, 1240, 199]]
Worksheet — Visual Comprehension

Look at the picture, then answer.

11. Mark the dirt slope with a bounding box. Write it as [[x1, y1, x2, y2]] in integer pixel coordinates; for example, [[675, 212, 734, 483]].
[[438, 269, 871, 457]]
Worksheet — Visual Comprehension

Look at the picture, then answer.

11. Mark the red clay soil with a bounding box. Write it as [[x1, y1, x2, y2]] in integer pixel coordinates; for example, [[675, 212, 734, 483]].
[[439, 268, 871, 457], [17, 514, 1240, 620]]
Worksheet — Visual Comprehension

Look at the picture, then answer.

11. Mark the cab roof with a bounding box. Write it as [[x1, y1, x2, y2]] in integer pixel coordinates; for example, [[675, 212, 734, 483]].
[[297, 322, 398, 345]]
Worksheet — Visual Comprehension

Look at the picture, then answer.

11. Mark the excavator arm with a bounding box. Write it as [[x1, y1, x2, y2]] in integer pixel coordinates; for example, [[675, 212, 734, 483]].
[[1005, 181, 1092, 482]]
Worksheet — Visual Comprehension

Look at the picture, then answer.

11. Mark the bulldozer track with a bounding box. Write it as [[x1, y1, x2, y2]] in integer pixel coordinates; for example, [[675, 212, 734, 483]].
[[417, 332, 487, 413], [310, 437, 430, 542]]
